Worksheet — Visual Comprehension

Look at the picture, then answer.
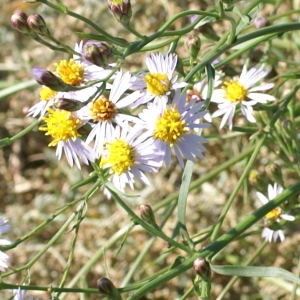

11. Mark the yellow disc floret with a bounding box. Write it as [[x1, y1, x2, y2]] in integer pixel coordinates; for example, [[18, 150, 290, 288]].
[[39, 87, 57, 102], [266, 207, 282, 220], [39, 108, 82, 147], [90, 95, 117, 122], [101, 139, 135, 176], [54, 58, 84, 86], [144, 73, 171, 96], [222, 80, 248, 103], [154, 104, 186, 146]]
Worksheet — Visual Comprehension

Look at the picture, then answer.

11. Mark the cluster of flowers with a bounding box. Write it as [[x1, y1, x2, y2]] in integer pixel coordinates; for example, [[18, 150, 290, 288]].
[[30, 41, 277, 193]]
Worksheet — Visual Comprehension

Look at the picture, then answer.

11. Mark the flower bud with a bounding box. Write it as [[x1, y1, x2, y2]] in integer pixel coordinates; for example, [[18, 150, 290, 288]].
[[108, 0, 132, 26], [185, 32, 201, 62], [97, 277, 122, 300], [27, 14, 49, 36], [253, 16, 269, 29], [83, 41, 114, 67], [265, 163, 283, 187], [193, 258, 211, 282], [11, 11, 31, 35], [32, 66, 71, 92], [140, 204, 158, 228], [54, 98, 85, 111]]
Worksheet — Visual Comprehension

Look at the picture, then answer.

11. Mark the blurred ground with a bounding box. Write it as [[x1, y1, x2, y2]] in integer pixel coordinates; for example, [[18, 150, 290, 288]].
[[0, 0, 300, 299]]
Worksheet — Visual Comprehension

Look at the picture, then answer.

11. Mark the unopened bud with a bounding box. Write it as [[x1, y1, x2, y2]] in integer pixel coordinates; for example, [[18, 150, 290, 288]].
[[11, 11, 31, 35], [185, 32, 201, 62], [140, 204, 158, 227], [27, 14, 49, 36], [83, 41, 114, 67], [253, 16, 269, 29], [265, 164, 283, 186], [97, 277, 121, 300], [54, 98, 85, 111], [193, 258, 211, 282], [108, 0, 132, 26], [32, 66, 71, 92]]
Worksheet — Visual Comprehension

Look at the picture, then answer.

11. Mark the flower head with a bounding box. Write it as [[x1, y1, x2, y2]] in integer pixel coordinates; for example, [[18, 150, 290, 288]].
[[83, 71, 142, 157], [256, 183, 295, 242], [0, 217, 11, 272], [100, 122, 162, 191], [211, 64, 275, 130], [131, 53, 187, 108], [139, 89, 210, 168], [39, 108, 95, 169]]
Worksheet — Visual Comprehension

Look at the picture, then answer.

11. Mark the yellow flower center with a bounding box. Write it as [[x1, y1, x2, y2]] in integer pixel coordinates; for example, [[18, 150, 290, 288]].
[[111, 0, 123, 4], [39, 108, 82, 147], [54, 58, 84, 86], [144, 73, 171, 96], [154, 104, 186, 146], [101, 139, 135, 176], [222, 80, 248, 103], [266, 207, 282, 220], [39, 87, 57, 102], [90, 95, 117, 122]]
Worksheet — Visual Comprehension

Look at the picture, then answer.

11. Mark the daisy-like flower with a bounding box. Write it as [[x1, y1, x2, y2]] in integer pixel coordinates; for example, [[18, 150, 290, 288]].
[[186, 74, 223, 122], [256, 183, 295, 242], [83, 71, 142, 157], [211, 64, 275, 130], [139, 89, 210, 168], [100, 122, 162, 191], [27, 86, 57, 119], [131, 52, 187, 108], [13, 287, 38, 300], [53, 41, 113, 104], [39, 108, 95, 169], [0, 216, 11, 272]]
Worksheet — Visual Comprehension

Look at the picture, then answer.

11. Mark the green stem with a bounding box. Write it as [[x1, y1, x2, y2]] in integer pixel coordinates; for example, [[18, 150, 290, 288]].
[[106, 184, 194, 255], [37, 0, 128, 47], [210, 135, 266, 242], [125, 181, 300, 299]]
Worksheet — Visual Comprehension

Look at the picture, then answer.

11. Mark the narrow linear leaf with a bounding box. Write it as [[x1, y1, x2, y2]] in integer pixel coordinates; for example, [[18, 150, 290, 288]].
[[211, 265, 300, 285]]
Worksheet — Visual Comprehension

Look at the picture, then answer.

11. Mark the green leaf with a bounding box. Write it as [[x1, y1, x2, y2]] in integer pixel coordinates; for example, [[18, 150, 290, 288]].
[[211, 265, 300, 284], [280, 73, 300, 79], [55, 0, 68, 13]]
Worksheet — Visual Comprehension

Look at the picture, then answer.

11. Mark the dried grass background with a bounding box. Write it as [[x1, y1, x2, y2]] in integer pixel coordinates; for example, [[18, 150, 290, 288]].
[[0, 0, 300, 299]]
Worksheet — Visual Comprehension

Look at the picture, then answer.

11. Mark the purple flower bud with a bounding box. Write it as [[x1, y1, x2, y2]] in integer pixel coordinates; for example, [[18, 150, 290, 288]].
[[83, 41, 114, 67], [97, 278, 121, 300], [140, 204, 158, 227], [11, 11, 31, 34], [32, 66, 70, 91], [108, 0, 132, 26], [185, 32, 201, 61], [27, 14, 49, 36], [253, 16, 269, 29], [193, 258, 211, 282], [54, 98, 85, 111]]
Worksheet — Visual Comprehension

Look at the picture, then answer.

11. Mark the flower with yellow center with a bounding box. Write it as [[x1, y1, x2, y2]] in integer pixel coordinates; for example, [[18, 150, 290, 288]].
[[139, 89, 210, 168], [27, 86, 58, 118], [54, 58, 84, 86], [144, 73, 171, 97], [101, 139, 135, 176], [100, 122, 162, 192], [39, 108, 95, 169], [211, 64, 275, 130], [256, 183, 295, 243], [84, 71, 142, 158], [90, 95, 117, 122], [154, 105, 187, 147], [131, 52, 187, 108]]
